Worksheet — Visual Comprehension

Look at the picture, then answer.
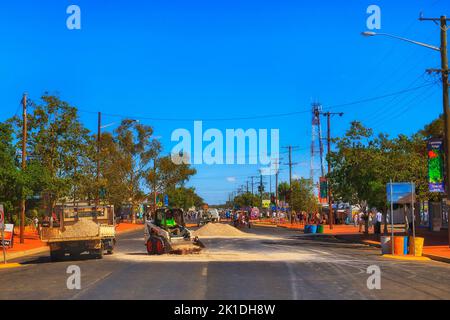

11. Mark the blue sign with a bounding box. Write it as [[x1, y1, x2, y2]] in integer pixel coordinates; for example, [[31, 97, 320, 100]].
[[386, 182, 415, 204], [164, 195, 169, 206]]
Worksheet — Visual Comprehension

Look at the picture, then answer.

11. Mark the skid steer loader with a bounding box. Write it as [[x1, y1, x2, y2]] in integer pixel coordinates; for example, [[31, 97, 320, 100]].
[[144, 207, 204, 255]]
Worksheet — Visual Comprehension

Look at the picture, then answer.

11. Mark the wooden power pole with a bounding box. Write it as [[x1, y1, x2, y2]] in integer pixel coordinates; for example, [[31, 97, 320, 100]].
[[320, 112, 344, 230], [419, 15, 450, 246], [20, 93, 27, 244]]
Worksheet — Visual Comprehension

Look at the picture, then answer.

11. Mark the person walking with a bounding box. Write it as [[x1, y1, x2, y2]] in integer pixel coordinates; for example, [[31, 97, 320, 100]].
[[358, 211, 365, 233], [374, 209, 383, 235]]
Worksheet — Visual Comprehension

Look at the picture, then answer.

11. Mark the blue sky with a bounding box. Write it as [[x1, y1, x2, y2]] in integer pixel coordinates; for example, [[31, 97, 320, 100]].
[[0, 0, 448, 204]]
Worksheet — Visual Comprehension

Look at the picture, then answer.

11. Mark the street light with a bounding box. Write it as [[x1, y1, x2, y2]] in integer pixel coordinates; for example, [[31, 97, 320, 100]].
[[361, 31, 440, 51]]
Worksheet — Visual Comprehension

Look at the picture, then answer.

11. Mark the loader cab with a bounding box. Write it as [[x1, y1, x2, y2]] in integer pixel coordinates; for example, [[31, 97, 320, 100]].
[[154, 208, 186, 230]]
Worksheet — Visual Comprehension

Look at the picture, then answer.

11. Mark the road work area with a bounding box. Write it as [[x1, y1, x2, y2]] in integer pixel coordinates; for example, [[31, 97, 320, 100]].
[[1, 223, 450, 300]]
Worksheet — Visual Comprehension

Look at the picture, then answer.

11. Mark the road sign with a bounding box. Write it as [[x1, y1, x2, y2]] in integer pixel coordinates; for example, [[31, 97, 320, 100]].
[[157, 202, 163, 208], [386, 182, 415, 204], [164, 195, 169, 206], [262, 200, 270, 208]]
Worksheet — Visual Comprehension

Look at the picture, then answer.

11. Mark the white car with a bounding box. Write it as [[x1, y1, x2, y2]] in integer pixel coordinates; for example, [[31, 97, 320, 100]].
[[208, 208, 220, 222]]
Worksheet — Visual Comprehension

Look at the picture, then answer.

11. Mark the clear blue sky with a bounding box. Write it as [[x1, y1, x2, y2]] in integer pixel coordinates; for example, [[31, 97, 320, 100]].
[[0, 0, 448, 204]]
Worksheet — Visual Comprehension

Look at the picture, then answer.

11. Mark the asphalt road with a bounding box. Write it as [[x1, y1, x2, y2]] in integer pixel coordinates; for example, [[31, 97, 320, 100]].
[[1, 224, 450, 300]]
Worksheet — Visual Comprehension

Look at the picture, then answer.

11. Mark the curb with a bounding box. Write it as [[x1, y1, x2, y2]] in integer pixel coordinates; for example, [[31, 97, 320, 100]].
[[336, 235, 450, 264], [5, 246, 49, 261], [422, 253, 450, 264], [382, 254, 431, 262], [5, 225, 145, 261], [0, 263, 23, 270], [253, 223, 278, 228]]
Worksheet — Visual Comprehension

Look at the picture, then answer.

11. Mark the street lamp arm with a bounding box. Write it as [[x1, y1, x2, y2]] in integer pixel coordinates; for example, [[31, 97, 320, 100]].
[[361, 31, 440, 51]]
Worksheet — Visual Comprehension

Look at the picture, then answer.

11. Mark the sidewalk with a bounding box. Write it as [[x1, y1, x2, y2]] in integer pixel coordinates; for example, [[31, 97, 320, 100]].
[[2, 222, 144, 261], [254, 220, 450, 263]]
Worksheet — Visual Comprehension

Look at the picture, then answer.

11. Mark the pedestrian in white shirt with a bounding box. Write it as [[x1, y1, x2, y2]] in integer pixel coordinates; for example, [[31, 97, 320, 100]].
[[374, 210, 383, 234]]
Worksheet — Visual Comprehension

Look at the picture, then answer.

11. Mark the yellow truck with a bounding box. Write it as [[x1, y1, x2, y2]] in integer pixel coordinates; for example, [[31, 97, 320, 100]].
[[40, 205, 116, 261]]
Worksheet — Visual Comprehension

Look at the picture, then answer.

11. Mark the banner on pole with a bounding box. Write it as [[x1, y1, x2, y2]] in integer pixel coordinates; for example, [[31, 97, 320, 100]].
[[427, 138, 445, 193], [319, 177, 328, 204]]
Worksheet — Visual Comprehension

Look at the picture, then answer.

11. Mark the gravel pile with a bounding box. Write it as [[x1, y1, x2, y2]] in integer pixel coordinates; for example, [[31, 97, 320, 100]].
[[58, 219, 100, 239], [193, 223, 246, 237]]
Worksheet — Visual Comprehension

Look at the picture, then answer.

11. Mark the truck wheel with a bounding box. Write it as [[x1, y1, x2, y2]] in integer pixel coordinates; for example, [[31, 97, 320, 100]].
[[95, 249, 104, 259], [95, 244, 104, 259], [50, 250, 64, 262]]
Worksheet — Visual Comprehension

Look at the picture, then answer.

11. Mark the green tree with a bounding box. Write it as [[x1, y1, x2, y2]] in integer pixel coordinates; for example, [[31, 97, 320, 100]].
[[290, 178, 318, 213], [146, 155, 197, 208], [9, 94, 93, 216], [278, 182, 290, 202], [115, 119, 160, 223], [166, 187, 204, 210], [233, 192, 260, 208], [0, 122, 20, 219]]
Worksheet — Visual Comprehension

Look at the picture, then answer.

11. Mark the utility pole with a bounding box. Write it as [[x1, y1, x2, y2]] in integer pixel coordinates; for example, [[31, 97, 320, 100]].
[[153, 158, 157, 216], [420, 15, 450, 245], [249, 176, 257, 195], [319, 111, 344, 230], [246, 180, 249, 194], [282, 146, 299, 223], [20, 93, 27, 244], [96, 112, 101, 206], [275, 170, 279, 213], [259, 174, 263, 207]]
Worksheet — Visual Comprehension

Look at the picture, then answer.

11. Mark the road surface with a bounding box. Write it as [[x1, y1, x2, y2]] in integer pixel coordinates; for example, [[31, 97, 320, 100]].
[[1, 224, 450, 300]]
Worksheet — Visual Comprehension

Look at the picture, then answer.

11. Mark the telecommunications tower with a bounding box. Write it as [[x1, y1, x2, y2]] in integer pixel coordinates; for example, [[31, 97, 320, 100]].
[[310, 102, 325, 188]]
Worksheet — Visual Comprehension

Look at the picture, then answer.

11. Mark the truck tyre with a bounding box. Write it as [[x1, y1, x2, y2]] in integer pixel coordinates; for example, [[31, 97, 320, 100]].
[[96, 249, 104, 259], [50, 250, 64, 262], [95, 244, 104, 259]]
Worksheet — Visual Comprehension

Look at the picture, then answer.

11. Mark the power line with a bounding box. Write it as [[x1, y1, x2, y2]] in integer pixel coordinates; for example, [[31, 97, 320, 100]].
[[76, 83, 434, 122]]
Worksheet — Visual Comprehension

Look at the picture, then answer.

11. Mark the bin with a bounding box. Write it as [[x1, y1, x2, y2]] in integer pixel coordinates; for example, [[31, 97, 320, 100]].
[[317, 225, 324, 234], [310, 225, 317, 234], [304, 225, 310, 234], [393, 236, 407, 255], [404, 237, 409, 255], [380, 236, 391, 254], [409, 237, 425, 257]]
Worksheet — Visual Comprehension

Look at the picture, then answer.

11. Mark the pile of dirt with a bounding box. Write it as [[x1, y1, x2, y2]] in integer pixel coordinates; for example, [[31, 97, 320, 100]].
[[193, 223, 247, 237], [58, 219, 100, 238]]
